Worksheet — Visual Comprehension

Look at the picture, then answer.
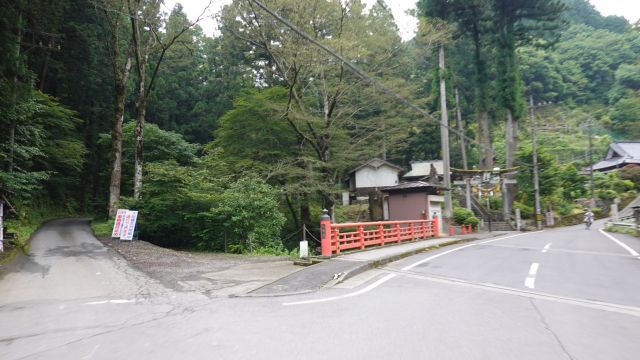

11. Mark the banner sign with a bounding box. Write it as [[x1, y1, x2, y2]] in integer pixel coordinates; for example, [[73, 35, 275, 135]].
[[120, 211, 138, 241], [111, 209, 127, 238]]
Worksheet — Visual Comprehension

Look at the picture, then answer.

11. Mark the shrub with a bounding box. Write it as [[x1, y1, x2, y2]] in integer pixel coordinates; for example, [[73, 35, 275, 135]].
[[464, 216, 480, 229], [453, 207, 474, 225], [209, 177, 286, 254], [514, 201, 533, 219]]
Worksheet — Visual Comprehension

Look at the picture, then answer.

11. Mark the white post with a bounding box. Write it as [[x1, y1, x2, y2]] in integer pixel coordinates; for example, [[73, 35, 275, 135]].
[[515, 208, 521, 231], [299, 224, 308, 258]]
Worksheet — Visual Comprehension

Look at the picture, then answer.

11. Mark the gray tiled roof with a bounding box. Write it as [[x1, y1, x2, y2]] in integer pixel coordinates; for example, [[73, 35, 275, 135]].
[[592, 141, 640, 171], [381, 181, 440, 192], [348, 158, 403, 174]]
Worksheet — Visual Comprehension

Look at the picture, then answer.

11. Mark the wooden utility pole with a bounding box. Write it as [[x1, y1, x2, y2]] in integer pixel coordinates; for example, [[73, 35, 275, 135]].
[[439, 44, 452, 219], [455, 88, 471, 211], [588, 114, 595, 208], [530, 96, 542, 230]]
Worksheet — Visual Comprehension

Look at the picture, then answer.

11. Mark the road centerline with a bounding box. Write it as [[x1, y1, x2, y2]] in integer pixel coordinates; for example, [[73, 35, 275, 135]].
[[525, 262, 539, 289], [542, 243, 552, 253]]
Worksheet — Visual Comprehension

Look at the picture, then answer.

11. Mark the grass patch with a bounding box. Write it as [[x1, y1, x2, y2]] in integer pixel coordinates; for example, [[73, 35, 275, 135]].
[[605, 225, 639, 237], [1, 218, 40, 264], [91, 218, 114, 237]]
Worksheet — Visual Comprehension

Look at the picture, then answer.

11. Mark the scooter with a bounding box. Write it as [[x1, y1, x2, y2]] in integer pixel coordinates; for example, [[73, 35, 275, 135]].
[[584, 217, 593, 230]]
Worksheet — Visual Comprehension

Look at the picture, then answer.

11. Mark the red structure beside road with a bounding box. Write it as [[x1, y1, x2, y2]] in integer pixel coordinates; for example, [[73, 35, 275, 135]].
[[320, 213, 439, 256]]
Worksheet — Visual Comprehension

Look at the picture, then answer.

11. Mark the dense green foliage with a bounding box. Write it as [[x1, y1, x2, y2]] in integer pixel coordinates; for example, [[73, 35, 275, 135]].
[[1, 0, 639, 253]]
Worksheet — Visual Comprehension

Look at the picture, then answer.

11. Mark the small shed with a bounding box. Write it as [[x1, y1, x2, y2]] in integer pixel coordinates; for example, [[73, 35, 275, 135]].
[[381, 181, 444, 233], [592, 141, 640, 172], [346, 158, 402, 198]]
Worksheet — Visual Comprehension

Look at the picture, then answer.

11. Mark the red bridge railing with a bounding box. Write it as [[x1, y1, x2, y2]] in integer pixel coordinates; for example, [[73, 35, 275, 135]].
[[319, 214, 439, 256]]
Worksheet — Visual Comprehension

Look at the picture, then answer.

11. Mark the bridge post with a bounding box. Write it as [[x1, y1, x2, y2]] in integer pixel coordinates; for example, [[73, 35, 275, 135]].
[[320, 209, 332, 256]]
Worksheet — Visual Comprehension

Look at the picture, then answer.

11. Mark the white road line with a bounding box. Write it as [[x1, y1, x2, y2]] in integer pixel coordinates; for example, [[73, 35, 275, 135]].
[[84, 299, 136, 305], [82, 344, 100, 359], [390, 269, 640, 318], [402, 231, 542, 271], [525, 262, 539, 289], [283, 274, 397, 306], [598, 229, 640, 258], [283, 231, 542, 306], [542, 243, 552, 253]]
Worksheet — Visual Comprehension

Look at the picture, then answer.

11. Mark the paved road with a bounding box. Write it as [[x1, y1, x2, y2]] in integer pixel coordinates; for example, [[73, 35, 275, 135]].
[[1, 219, 639, 359]]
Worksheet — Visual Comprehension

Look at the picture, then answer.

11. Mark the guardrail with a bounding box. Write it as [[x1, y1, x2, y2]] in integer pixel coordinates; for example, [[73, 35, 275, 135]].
[[319, 216, 440, 256]]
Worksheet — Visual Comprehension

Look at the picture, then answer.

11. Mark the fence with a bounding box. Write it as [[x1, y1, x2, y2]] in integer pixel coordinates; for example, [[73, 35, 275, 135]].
[[320, 216, 439, 256]]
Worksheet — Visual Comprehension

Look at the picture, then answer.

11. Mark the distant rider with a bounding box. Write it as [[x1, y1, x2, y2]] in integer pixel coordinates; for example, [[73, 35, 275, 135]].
[[584, 208, 594, 230]]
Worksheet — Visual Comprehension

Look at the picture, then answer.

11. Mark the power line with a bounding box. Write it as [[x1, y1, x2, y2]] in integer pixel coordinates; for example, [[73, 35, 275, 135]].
[[246, 0, 586, 176], [246, 0, 481, 152]]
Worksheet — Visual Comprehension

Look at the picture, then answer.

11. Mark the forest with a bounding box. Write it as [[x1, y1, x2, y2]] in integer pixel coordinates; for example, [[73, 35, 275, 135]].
[[1, 0, 639, 255]]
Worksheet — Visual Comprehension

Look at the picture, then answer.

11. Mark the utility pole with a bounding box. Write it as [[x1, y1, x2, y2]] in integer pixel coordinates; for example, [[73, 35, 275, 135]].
[[588, 114, 595, 208], [455, 88, 471, 211], [439, 44, 452, 219], [530, 96, 542, 230]]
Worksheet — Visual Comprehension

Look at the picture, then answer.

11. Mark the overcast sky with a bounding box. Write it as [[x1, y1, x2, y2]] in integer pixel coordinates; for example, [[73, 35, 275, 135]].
[[165, 0, 640, 41]]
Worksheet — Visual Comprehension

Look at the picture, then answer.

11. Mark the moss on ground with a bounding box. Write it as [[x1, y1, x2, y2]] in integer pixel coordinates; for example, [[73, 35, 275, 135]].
[[91, 218, 115, 237]]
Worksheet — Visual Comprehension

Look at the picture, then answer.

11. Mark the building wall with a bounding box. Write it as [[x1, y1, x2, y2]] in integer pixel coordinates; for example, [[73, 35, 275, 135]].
[[387, 192, 428, 221], [387, 192, 443, 233], [354, 166, 399, 189]]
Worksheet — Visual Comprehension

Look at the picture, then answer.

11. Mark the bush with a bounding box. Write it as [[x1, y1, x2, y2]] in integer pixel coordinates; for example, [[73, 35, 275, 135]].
[[514, 201, 533, 219], [464, 216, 480, 229], [134, 161, 287, 255], [619, 165, 640, 189], [209, 177, 286, 254], [453, 207, 474, 225]]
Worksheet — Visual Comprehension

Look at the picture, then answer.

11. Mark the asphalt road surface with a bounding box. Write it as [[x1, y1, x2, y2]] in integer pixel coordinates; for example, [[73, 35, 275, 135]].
[[1, 219, 639, 359]]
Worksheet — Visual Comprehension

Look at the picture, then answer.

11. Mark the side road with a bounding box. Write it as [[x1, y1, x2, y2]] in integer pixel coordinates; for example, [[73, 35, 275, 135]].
[[0, 218, 511, 300], [247, 231, 511, 297]]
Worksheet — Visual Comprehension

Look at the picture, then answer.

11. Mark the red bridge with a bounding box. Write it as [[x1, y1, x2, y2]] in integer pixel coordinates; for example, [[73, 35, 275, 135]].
[[320, 216, 440, 256]]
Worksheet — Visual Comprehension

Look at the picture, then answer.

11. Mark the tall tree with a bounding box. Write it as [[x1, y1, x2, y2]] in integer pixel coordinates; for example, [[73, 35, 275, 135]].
[[220, 0, 413, 216], [490, 0, 566, 217], [98, 0, 134, 217], [127, 1, 210, 199]]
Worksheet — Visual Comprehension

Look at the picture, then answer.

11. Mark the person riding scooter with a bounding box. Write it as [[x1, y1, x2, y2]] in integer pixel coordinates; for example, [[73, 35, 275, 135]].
[[584, 208, 594, 230]]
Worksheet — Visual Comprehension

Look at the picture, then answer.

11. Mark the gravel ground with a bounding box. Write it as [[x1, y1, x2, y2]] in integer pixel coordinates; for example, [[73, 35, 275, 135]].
[[96, 236, 301, 297]]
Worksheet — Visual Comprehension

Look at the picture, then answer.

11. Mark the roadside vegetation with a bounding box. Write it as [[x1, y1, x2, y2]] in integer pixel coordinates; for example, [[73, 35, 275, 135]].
[[1, 0, 639, 257]]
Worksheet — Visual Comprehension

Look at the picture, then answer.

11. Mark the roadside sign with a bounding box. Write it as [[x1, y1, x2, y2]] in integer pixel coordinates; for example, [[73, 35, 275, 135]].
[[120, 211, 138, 241], [111, 209, 127, 238]]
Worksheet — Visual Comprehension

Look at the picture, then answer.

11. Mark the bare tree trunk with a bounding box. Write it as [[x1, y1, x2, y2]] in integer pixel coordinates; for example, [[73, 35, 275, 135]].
[[503, 109, 517, 221], [133, 76, 146, 199], [455, 88, 471, 211], [479, 111, 493, 170], [108, 53, 132, 217]]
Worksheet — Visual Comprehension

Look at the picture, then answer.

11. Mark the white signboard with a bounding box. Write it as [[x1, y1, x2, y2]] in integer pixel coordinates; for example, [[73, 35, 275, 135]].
[[120, 211, 138, 241], [111, 209, 127, 238]]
